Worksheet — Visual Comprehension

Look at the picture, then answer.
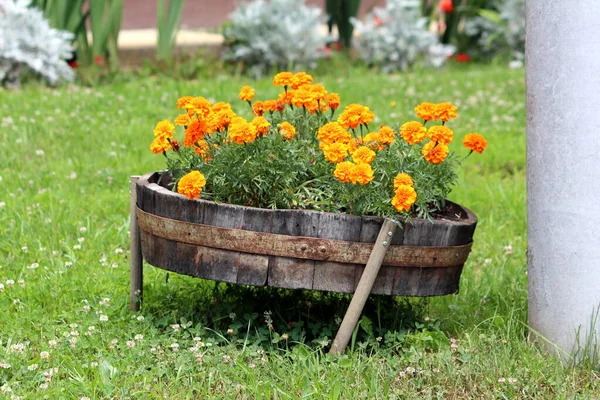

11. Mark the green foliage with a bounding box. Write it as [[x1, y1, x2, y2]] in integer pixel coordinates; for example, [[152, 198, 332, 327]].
[[156, 0, 186, 60], [326, 0, 362, 48]]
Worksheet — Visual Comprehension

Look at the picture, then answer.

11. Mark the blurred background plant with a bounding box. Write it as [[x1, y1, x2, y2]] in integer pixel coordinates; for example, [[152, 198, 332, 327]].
[[156, 0, 186, 61], [0, 0, 75, 87], [325, 0, 362, 49], [221, 0, 329, 77], [352, 0, 454, 72]]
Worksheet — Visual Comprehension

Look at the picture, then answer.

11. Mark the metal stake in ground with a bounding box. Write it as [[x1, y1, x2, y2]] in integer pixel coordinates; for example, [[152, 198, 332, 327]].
[[330, 218, 397, 354], [129, 176, 143, 311]]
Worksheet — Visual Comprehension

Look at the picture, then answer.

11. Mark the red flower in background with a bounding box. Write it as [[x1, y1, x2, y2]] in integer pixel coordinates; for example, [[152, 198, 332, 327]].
[[456, 53, 471, 62], [67, 60, 79, 69], [374, 17, 383, 26], [94, 55, 105, 68], [439, 0, 454, 13]]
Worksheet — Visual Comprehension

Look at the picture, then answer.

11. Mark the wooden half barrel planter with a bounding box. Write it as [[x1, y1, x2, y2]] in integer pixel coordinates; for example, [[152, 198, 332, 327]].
[[129, 172, 478, 352]]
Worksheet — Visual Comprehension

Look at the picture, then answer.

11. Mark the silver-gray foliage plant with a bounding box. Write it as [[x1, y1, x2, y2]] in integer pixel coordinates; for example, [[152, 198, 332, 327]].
[[0, 0, 75, 87], [222, 0, 328, 77], [351, 0, 454, 73]]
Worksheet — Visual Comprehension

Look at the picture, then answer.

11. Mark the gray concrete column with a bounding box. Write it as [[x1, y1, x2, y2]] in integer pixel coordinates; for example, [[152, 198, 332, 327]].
[[527, 1, 600, 362]]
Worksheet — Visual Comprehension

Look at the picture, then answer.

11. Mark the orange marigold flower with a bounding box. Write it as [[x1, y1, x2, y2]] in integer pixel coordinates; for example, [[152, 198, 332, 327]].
[[228, 117, 258, 144], [263, 100, 277, 112], [322, 142, 349, 163], [326, 93, 341, 110], [376, 125, 395, 146], [278, 90, 294, 105], [275, 101, 286, 112], [153, 120, 175, 139], [317, 122, 351, 145], [352, 146, 376, 164], [393, 173, 414, 191], [209, 108, 236, 133], [349, 163, 374, 185], [238, 86, 255, 102], [150, 136, 171, 154], [174, 114, 191, 126], [400, 121, 427, 145], [212, 101, 233, 114], [251, 116, 270, 136], [427, 125, 453, 144], [291, 72, 313, 89], [421, 141, 449, 164], [191, 97, 212, 118], [252, 100, 265, 116], [292, 88, 316, 109], [414, 102, 436, 122], [176, 96, 193, 110], [433, 102, 458, 122], [183, 120, 206, 147], [333, 161, 354, 183], [391, 185, 417, 212], [177, 170, 206, 200], [337, 104, 375, 129], [194, 140, 211, 161], [306, 83, 327, 101], [279, 121, 296, 140], [273, 71, 294, 87], [463, 133, 488, 153]]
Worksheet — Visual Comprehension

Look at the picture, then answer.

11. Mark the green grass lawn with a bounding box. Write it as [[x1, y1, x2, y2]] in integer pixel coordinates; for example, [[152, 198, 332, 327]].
[[0, 63, 597, 399]]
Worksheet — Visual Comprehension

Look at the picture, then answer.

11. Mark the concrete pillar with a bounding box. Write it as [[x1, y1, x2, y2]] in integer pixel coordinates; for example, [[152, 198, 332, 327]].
[[527, 1, 600, 362]]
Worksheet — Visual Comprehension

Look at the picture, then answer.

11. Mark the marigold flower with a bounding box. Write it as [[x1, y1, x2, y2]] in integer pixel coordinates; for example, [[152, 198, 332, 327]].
[[153, 120, 175, 139], [323, 143, 349, 163], [349, 163, 374, 185], [333, 161, 354, 182], [352, 146, 376, 164], [263, 100, 277, 112], [463, 133, 488, 153], [400, 121, 427, 145], [291, 72, 313, 89], [376, 125, 395, 146], [194, 140, 211, 161], [306, 83, 328, 101], [427, 125, 453, 144], [421, 141, 449, 164], [414, 102, 436, 122], [150, 136, 171, 154], [238, 86, 255, 102], [317, 122, 351, 145], [278, 90, 294, 105], [279, 122, 296, 140], [191, 97, 212, 118], [326, 93, 341, 110], [273, 71, 294, 87], [433, 102, 458, 122], [183, 120, 206, 147], [393, 173, 413, 191], [251, 116, 270, 136], [176, 96, 193, 110], [338, 104, 375, 129], [392, 185, 417, 212], [208, 108, 236, 133], [228, 117, 258, 144], [174, 114, 191, 126], [177, 170, 206, 200], [292, 88, 318, 111], [252, 100, 265, 116]]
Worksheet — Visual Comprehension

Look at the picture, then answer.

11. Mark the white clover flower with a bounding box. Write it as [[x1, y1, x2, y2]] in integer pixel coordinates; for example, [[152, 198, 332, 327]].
[[27, 364, 38, 371], [134, 334, 143, 341], [127, 341, 135, 349], [99, 315, 108, 322], [5, 280, 14, 287], [79, 227, 87, 233], [40, 351, 50, 360]]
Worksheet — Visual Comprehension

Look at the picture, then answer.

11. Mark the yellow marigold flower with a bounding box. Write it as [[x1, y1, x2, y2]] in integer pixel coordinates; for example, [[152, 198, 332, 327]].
[[177, 170, 206, 200], [278, 90, 294, 105], [192, 97, 212, 118], [209, 108, 236, 133], [377, 125, 395, 146], [400, 121, 427, 145], [393, 173, 414, 191], [322, 142, 349, 163], [273, 71, 294, 87], [153, 120, 175, 139], [263, 100, 277, 112], [150, 136, 171, 154], [183, 120, 206, 147], [251, 116, 270, 136], [252, 100, 265, 116], [391, 185, 417, 212], [421, 141, 449, 164], [306, 83, 327, 101], [228, 117, 258, 144], [174, 114, 191, 126], [317, 122, 351, 145], [347, 138, 359, 153], [238, 86, 255, 102], [337, 104, 375, 129], [291, 72, 313, 89], [279, 121, 296, 140], [427, 125, 453, 144], [352, 146, 376, 164], [363, 132, 378, 143], [333, 161, 354, 183], [212, 101, 233, 114], [291, 88, 316, 109], [349, 163, 374, 185], [414, 102, 436, 122], [176, 96, 193, 110], [326, 93, 341, 110], [463, 133, 488, 153], [433, 102, 458, 122]]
